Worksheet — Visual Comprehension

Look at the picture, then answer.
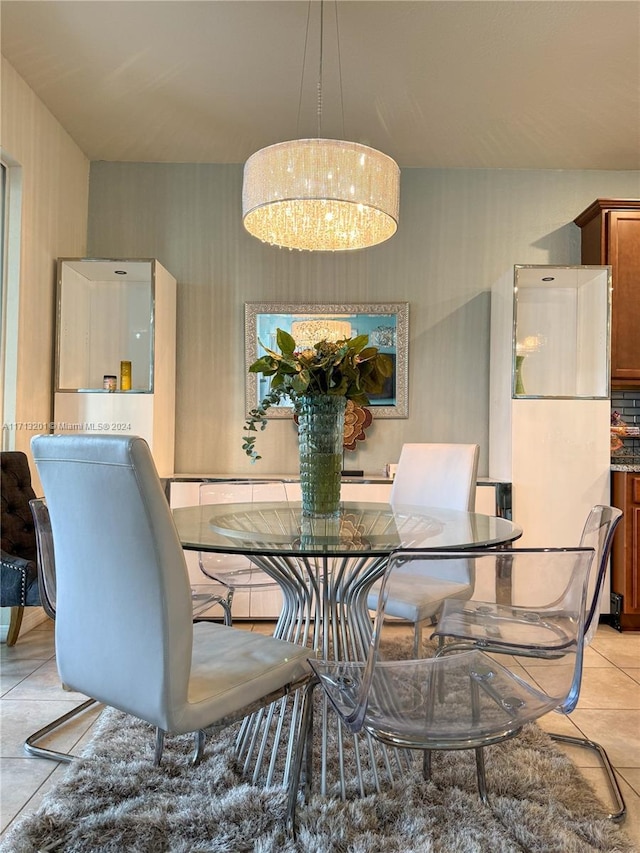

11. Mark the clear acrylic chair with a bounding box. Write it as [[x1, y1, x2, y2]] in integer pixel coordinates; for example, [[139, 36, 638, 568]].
[[366, 443, 480, 656], [198, 480, 287, 622], [431, 505, 625, 821], [286, 547, 594, 836]]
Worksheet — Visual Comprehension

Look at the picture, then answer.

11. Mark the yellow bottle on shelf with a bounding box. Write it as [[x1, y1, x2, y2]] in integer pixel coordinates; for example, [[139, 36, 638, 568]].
[[120, 361, 132, 391]]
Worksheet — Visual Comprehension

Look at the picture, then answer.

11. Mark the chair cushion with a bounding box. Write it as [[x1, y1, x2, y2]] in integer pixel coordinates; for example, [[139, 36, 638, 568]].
[[368, 572, 472, 623], [0, 550, 40, 607], [180, 622, 311, 733]]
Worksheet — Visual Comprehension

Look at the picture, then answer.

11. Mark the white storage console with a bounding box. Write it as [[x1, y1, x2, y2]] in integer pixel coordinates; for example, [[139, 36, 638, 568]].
[[170, 476, 511, 620]]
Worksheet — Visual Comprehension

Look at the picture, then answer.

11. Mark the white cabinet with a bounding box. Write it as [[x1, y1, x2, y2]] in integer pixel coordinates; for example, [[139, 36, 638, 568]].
[[53, 259, 176, 476], [490, 265, 611, 555]]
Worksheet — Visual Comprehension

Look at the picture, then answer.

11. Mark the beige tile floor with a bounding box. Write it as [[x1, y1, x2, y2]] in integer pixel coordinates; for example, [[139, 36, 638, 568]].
[[1, 619, 639, 848]]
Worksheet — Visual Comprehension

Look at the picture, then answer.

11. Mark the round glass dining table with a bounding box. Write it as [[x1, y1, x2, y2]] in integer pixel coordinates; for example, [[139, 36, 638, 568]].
[[174, 499, 521, 656], [175, 499, 520, 552], [173, 500, 522, 794]]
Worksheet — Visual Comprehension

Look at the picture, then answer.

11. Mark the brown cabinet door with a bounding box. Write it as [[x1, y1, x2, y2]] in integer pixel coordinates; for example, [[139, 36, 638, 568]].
[[612, 472, 640, 627], [609, 211, 640, 384]]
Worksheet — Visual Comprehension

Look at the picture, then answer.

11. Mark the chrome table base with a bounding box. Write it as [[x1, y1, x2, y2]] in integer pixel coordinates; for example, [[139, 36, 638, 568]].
[[234, 551, 399, 794]]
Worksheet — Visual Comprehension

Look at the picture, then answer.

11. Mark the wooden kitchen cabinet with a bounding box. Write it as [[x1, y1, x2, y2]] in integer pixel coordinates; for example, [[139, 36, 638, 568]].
[[611, 470, 640, 630], [574, 199, 640, 388]]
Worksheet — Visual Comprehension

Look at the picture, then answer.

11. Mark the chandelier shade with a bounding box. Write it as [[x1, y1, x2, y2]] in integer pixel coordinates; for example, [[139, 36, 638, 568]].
[[291, 319, 352, 348], [242, 138, 400, 252]]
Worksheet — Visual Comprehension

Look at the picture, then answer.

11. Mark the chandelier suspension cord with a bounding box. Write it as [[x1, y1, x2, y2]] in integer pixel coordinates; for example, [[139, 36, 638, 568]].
[[333, 1, 346, 139], [297, 0, 345, 140], [295, 1, 313, 139], [317, 0, 324, 137]]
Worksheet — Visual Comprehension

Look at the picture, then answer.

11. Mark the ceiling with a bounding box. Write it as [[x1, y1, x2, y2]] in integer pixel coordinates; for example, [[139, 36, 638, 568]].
[[2, 0, 639, 170]]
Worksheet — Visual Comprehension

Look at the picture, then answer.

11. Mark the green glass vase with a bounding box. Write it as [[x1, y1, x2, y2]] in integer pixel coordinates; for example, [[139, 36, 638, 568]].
[[515, 354, 526, 395], [297, 394, 346, 518]]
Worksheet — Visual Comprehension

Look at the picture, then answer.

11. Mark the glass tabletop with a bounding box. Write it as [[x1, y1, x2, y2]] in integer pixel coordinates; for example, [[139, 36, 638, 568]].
[[173, 500, 522, 557]]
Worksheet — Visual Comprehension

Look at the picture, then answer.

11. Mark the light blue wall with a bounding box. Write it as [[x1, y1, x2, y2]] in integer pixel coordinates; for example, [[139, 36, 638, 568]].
[[87, 163, 639, 476]]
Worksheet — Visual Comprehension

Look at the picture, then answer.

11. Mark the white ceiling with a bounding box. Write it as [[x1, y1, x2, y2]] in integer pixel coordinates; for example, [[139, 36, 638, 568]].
[[2, 0, 639, 170]]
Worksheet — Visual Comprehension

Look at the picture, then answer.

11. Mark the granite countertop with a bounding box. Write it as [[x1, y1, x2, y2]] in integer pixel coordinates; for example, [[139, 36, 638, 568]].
[[611, 464, 640, 473]]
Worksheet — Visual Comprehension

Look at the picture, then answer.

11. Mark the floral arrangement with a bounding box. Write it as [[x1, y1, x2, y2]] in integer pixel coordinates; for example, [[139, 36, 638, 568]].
[[243, 329, 393, 462]]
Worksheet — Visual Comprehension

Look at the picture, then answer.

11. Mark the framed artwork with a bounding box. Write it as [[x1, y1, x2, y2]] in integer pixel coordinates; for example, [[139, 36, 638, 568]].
[[245, 302, 409, 418]]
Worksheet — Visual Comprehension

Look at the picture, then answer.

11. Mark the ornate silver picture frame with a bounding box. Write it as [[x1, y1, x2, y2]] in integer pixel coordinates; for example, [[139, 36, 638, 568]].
[[245, 302, 409, 419]]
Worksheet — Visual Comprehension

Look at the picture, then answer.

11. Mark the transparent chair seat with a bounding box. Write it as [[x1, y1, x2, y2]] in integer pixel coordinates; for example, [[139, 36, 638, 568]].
[[433, 507, 623, 657], [198, 481, 288, 590], [190, 584, 232, 620], [198, 552, 276, 588], [197, 481, 291, 623], [434, 599, 581, 655], [313, 649, 566, 750]]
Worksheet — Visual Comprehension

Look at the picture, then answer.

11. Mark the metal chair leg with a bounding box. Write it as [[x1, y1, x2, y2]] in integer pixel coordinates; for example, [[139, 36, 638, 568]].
[[413, 620, 424, 658], [422, 749, 432, 781], [550, 732, 626, 822], [154, 727, 165, 766], [192, 729, 206, 766], [474, 746, 489, 805], [286, 677, 318, 839], [413, 615, 439, 658], [24, 698, 100, 762], [156, 728, 207, 768], [191, 591, 233, 626]]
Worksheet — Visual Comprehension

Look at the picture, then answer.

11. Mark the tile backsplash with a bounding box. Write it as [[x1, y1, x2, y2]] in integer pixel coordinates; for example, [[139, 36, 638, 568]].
[[611, 390, 640, 466]]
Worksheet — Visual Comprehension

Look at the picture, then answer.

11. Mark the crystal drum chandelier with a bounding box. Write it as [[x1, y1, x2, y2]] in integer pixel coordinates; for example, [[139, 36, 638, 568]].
[[291, 318, 352, 347], [242, 3, 400, 252]]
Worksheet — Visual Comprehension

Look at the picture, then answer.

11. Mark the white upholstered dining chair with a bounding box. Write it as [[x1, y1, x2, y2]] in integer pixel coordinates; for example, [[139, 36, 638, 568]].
[[31, 434, 311, 767], [367, 443, 480, 656]]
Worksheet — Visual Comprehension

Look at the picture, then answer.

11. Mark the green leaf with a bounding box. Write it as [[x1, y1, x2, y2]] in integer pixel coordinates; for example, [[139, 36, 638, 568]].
[[248, 356, 276, 373], [348, 334, 369, 354], [277, 328, 296, 356], [378, 353, 394, 376]]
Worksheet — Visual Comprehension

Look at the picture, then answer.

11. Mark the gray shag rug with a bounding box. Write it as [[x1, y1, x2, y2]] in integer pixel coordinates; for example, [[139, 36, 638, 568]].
[[2, 644, 635, 853]]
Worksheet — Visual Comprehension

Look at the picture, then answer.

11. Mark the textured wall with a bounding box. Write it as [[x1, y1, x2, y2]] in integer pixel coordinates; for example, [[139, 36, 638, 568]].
[[86, 162, 640, 478], [1, 58, 89, 634], [1, 58, 89, 457]]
